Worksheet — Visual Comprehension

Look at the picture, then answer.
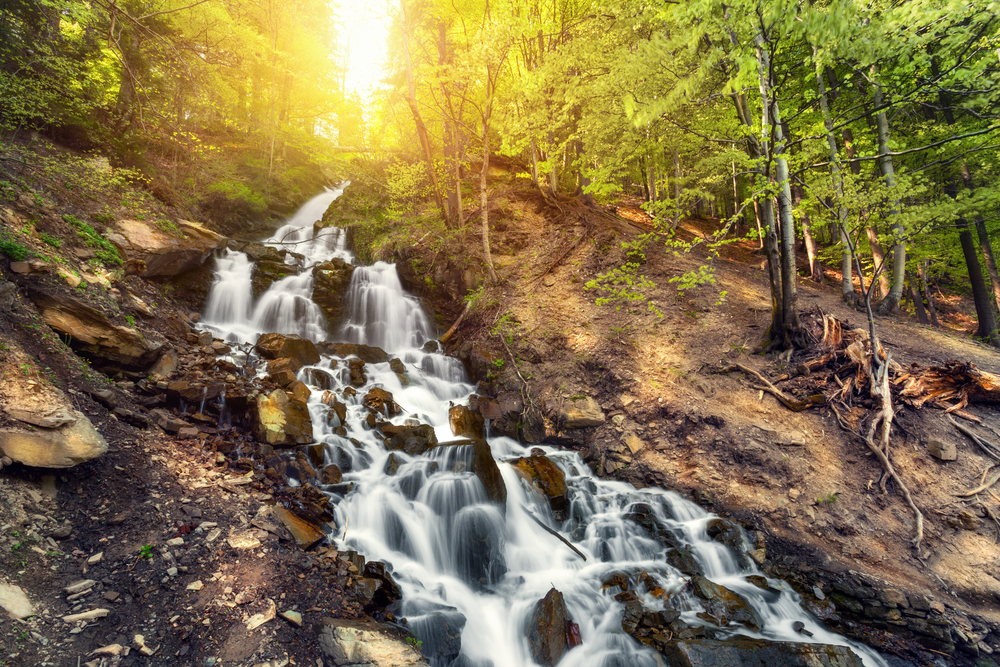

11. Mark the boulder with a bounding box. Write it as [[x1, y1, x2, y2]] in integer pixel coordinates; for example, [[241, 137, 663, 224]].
[[288, 380, 311, 402], [689, 576, 764, 631], [256, 333, 320, 366], [268, 356, 304, 375], [252, 260, 297, 297], [527, 588, 571, 667], [318, 619, 429, 667], [449, 404, 484, 439], [558, 397, 605, 429], [410, 611, 466, 665], [148, 348, 179, 377], [322, 464, 343, 485], [25, 288, 161, 369], [364, 387, 401, 417], [312, 259, 355, 330], [272, 506, 326, 549], [0, 409, 108, 468], [511, 454, 569, 515], [304, 367, 337, 390], [229, 240, 286, 263], [663, 638, 864, 667], [254, 389, 315, 446], [348, 359, 367, 387], [320, 342, 389, 364], [110, 219, 227, 277], [385, 425, 437, 456]]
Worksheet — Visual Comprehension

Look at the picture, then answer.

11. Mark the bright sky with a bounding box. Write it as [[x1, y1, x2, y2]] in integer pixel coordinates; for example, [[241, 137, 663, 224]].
[[339, 0, 391, 100]]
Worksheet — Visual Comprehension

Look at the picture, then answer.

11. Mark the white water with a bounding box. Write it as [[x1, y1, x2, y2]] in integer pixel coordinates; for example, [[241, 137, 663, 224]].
[[199, 189, 887, 667]]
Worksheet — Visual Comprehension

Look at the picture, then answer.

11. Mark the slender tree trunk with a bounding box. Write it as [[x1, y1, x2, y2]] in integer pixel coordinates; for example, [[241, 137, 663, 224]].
[[918, 262, 940, 328], [756, 30, 802, 348], [873, 78, 905, 314], [816, 64, 855, 303], [647, 159, 656, 205], [908, 281, 929, 325], [481, 128, 496, 282], [865, 227, 890, 300], [672, 148, 680, 199], [975, 215, 1000, 314], [957, 213, 999, 344], [529, 137, 540, 188], [400, 0, 447, 223]]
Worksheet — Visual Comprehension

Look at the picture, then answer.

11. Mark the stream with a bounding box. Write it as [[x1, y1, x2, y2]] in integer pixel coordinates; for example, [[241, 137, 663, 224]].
[[197, 187, 887, 667]]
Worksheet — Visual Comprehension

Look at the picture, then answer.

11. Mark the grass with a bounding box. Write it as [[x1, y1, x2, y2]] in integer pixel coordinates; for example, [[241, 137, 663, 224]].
[[38, 232, 61, 248], [63, 214, 121, 267]]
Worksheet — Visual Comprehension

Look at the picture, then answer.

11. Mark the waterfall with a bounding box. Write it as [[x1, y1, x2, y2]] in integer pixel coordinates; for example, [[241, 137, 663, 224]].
[[199, 189, 887, 667]]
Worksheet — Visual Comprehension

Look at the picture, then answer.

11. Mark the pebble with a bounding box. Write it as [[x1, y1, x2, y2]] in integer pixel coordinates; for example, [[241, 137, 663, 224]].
[[280, 610, 302, 627], [167, 567, 178, 577], [87, 552, 103, 565], [187, 580, 204, 591], [166, 537, 185, 547], [64, 580, 96, 595], [63, 608, 109, 622], [103, 591, 120, 602], [206, 528, 222, 543]]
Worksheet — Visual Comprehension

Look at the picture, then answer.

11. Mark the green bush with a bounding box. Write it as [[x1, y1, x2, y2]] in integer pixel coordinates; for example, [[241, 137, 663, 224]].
[[0, 238, 28, 260], [63, 214, 121, 267]]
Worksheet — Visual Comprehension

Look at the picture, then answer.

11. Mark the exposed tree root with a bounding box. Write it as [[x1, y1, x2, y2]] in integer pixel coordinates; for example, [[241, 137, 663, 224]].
[[723, 364, 825, 412], [948, 416, 1000, 460]]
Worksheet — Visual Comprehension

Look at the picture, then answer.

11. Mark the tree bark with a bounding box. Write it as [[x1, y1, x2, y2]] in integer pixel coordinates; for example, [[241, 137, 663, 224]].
[[957, 213, 999, 345], [873, 78, 906, 314], [918, 262, 941, 328], [908, 281, 929, 325], [975, 215, 1000, 314], [865, 226, 890, 301]]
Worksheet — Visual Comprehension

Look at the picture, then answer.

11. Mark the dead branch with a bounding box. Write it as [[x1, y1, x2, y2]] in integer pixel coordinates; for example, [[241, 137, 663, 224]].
[[528, 229, 590, 289], [948, 416, 1000, 461], [523, 509, 586, 560], [439, 302, 471, 344], [724, 364, 825, 412], [957, 468, 1000, 497]]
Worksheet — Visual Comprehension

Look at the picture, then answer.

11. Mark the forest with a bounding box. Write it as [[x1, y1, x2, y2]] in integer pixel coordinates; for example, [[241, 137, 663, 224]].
[[2, 0, 1000, 349]]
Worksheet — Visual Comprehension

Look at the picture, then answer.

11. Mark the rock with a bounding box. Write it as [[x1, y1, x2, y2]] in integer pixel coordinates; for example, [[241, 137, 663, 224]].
[[623, 432, 645, 454], [364, 387, 401, 417], [410, 611, 465, 664], [90, 644, 124, 657], [348, 359, 366, 386], [436, 438, 507, 509], [256, 333, 321, 366], [227, 533, 262, 550], [689, 576, 764, 631], [558, 397, 605, 429], [927, 438, 957, 461], [621, 599, 643, 634], [361, 561, 402, 609], [385, 425, 438, 456], [10, 259, 50, 274], [254, 389, 315, 446], [322, 465, 343, 485], [511, 454, 569, 514], [63, 608, 110, 623], [0, 409, 108, 468], [252, 260, 298, 296], [311, 259, 355, 329], [133, 634, 158, 656], [288, 380, 311, 403], [663, 638, 864, 667], [272, 506, 326, 549], [666, 546, 703, 576], [304, 368, 337, 390], [232, 240, 286, 263], [318, 618, 428, 667], [110, 219, 227, 277], [0, 280, 15, 309], [449, 404, 484, 439], [7, 406, 77, 428], [389, 358, 406, 375], [64, 580, 96, 595], [268, 356, 304, 375], [527, 588, 570, 667], [246, 599, 277, 631], [280, 610, 303, 627], [87, 552, 103, 564], [148, 349, 179, 377], [320, 342, 389, 364], [25, 287, 161, 369], [186, 580, 204, 591], [0, 582, 33, 619]]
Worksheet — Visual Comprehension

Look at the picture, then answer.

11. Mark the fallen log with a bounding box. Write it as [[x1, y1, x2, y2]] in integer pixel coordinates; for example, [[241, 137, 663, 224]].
[[898, 361, 1000, 409]]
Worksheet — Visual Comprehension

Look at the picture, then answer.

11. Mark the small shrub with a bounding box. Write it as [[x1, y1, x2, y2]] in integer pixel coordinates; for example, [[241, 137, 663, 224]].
[[0, 238, 29, 260], [63, 214, 121, 267], [39, 232, 62, 248]]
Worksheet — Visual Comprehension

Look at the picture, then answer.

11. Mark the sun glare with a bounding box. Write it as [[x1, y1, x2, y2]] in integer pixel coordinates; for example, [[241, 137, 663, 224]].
[[339, 0, 390, 100]]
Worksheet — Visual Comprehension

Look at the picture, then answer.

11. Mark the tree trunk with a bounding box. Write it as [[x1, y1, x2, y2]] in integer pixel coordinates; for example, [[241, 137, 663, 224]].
[[908, 281, 929, 325], [816, 64, 855, 303], [866, 226, 890, 300], [957, 214, 999, 345], [529, 137, 540, 188], [647, 158, 656, 205], [672, 147, 680, 199], [873, 78, 905, 314], [400, 0, 447, 224], [975, 215, 1000, 314], [918, 262, 940, 328], [481, 127, 497, 283], [756, 30, 803, 348]]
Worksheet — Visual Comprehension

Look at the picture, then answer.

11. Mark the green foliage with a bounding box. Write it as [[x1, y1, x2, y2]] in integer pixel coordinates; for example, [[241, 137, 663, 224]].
[[63, 214, 121, 267], [139, 544, 155, 559], [125, 315, 135, 328], [38, 232, 61, 248], [0, 237, 28, 260]]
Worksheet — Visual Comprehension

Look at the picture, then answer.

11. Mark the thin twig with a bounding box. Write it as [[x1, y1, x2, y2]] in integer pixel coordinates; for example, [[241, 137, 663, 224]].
[[949, 416, 1000, 460], [523, 509, 586, 561], [957, 470, 1000, 497]]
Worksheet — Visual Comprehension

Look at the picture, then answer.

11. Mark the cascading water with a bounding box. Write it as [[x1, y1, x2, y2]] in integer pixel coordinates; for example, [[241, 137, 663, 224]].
[[199, 189, 888, 667]]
